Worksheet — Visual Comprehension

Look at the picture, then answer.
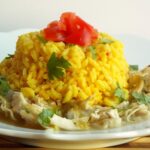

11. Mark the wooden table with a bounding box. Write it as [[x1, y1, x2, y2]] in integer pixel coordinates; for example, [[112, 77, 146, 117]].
[[0, 136, 149, 149]]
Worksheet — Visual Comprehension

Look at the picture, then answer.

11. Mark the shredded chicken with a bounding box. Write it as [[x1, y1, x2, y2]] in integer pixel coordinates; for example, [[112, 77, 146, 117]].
[[51, 114, 78, 130], [129, 72, 144, 93], [124, 103, 150, 123], [11, 92, 28, 113], [129, 65, 150, 93], [0, 95, 15, 120], [116, 101, 129, 109], [10, 92, 44, 123], [90, 108, 122, 129], [141, 66, 150, 92]]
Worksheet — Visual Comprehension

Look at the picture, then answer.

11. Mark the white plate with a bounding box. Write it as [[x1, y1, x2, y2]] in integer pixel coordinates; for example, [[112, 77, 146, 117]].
[[0, 30, 150, 149]]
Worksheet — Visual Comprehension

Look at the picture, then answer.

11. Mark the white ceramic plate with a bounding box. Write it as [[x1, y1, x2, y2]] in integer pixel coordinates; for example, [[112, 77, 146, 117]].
[[0, 30, 150, 149]]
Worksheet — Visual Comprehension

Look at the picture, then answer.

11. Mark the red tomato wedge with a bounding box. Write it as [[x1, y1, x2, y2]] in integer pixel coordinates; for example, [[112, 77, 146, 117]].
[[43, 12, 98, 46], [44, 21, 66, 42]]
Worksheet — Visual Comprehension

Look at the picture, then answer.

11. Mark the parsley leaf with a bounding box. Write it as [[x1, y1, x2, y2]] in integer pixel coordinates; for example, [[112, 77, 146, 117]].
[[5, 54, 14, 59], [0, 76, 10, 96], [129, 65, 139, 71], [132, 92, 150, 105], [37, 35, 47, 44], [114, 83, 126, 102], [37, 108, 55, 127], [88, 46, 97, 60], [47, 52, 71, 80], [100, 38, 114, 44]]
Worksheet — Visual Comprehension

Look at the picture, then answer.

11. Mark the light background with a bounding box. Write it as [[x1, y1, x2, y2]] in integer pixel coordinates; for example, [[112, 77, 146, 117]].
[[0, 0, 150, 38]]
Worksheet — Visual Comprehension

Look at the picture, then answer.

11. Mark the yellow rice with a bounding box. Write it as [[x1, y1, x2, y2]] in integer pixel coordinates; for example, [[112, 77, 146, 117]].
[[0, 32, 129, 106]]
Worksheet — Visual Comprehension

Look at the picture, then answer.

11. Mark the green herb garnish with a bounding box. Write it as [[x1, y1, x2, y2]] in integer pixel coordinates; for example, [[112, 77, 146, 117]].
[[114, 83, 126, 102], [5, 54, 14, 59], [132, 92, 150, 104], [47, 52, 71, 80], [100, 38, 114, 44], [0, 76, 10, 96], [88, 46, 97, 60], [129, 65, 139, 71], [37, 108, 55, 127], [37, 35, 47, 44]]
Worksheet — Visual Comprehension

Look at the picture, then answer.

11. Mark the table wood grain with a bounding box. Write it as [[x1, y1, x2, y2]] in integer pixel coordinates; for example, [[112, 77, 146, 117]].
[[0, 136, 149, 149]]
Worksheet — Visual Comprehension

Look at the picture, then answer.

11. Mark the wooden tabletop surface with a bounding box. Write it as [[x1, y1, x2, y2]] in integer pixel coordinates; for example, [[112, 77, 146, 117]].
[[0, 136, 149, 149]]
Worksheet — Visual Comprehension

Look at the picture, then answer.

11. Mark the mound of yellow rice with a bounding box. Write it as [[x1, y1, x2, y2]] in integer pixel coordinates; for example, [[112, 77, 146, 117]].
[[0, 32, 129, 106]]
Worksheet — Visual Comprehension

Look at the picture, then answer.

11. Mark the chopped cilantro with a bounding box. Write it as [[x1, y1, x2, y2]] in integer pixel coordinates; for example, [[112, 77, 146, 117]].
[[5, 54, 14, 59], [132, 92, 150, 105], [37, 35, 47, 44], [88, 46, 97, 60], [114, 83, 126, 102], [0, 76, 10, 96], [100, 38, 114, 44], [47, 52, 71, 80], [37, 108, 55, 127], [129, 65, 139, 71]]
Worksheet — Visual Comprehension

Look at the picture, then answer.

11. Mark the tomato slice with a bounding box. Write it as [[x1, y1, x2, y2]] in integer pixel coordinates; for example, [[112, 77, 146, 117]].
[[60, 12, 76, 34], [65, 28, 93, 46], [43, 12, 98, 46], [44, 21, 66, 42]]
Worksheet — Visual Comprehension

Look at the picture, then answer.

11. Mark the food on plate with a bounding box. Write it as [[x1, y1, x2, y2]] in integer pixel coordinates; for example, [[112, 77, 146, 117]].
[[0, 12, 150, 130]]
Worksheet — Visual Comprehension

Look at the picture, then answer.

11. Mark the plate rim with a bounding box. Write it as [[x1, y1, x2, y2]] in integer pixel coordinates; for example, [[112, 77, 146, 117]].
[[0, 120, 150, 141]]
